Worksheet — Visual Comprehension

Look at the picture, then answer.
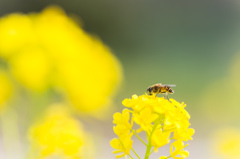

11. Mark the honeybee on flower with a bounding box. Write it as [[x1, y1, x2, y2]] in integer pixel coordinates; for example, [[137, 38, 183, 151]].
[[147, 83, 175, 99]]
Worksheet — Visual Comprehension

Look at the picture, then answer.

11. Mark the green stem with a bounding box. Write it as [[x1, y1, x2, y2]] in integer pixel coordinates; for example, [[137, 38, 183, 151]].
[[128, 154, 134, 159], [163, 127, 175, 133], [131, 148, 141, 159], [144, 145, 152, 159], [132, 130, 147, 146], [144, 115, 163, 159], [150, 149, 154, 154]]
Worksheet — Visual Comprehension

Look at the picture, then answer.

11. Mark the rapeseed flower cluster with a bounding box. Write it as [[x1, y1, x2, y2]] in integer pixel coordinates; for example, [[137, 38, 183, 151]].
[[29, 104, 93, 159], [111, 94, 194, 159], [0, 6, 122, 112]]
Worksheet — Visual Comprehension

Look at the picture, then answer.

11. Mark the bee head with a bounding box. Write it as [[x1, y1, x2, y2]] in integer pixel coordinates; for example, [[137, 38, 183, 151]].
[[168, 88, 174, 94], [147, 87, 153, 95]]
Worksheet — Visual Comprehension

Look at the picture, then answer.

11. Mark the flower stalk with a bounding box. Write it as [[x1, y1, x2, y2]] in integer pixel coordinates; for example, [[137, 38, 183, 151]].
[[144, 115, 163, 159]]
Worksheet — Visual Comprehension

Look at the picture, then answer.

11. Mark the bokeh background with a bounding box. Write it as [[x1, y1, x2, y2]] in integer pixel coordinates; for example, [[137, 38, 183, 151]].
[[1, 0, 240, 158]]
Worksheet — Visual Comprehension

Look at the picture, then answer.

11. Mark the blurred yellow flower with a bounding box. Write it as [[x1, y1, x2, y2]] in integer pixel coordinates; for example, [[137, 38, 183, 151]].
[[212, 127, 240, 159], [0, 70, 12, 108], [9, 47, 52, 92], [29, 104, 93, 159], [111, 94, 194, 159], [0, 6, 122, 113], [0, 14, 34, 58]]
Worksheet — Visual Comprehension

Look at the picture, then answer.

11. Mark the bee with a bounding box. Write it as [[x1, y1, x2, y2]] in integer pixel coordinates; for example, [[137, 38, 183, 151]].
[[147, 83, 175, 99]]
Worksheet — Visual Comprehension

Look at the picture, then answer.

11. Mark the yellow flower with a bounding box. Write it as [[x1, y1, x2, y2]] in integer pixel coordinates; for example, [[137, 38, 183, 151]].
[[113, 109, 132, 129], [0, 70, 12, 108], [122, 94, 147, 112], [133, 107, 158, 132], [151, 128, 171, 151], [173, 127, 195, 141], [170, 140, 189, 159], [164, 101, 190, 129], [110, 133, 133, 158], [112, 94, 194, 159], [113, 109, 133, 138], [113, 124, 131, 137], [0, 6, 122, 113], [29, 104, 92, 158], [170, 99, 190, 119], [154, 97, 175, 114]]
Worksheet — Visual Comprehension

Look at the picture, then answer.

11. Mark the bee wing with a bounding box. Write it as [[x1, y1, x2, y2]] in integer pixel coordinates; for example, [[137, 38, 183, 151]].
[[165, 84, 176, 87]]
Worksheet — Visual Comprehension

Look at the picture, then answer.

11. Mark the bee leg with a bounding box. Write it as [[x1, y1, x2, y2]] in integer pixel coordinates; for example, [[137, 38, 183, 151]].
[[165, 93, 171, 103], [164, 93, 168, 99]]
